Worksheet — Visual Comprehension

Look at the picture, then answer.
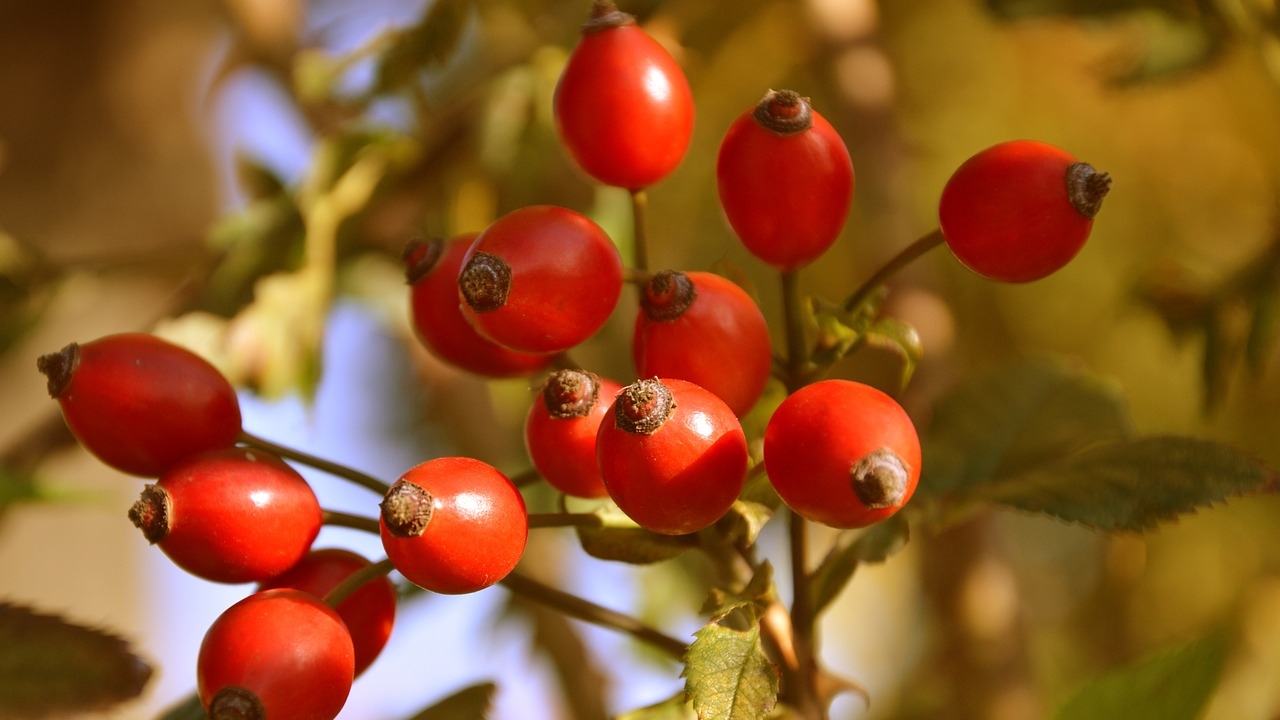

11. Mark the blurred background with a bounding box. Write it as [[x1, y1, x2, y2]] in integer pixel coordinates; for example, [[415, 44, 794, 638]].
[[2, 0, 1280, 718]]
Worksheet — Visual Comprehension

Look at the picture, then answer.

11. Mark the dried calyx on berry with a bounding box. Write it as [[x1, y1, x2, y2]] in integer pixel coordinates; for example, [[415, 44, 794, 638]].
[[541, 369, 602, 419], [457, 251, 512, 313], [613, 378, 677, 435], [208, 686, 265, 720], [379, 480, 434, 537], [752, 89, 813, 135], [850, 447, 912, 509], [402, 237, 445, 285], [640, 271, 697, 322], [1066, 162, 1112, 219], [582, 0, 635, 33]]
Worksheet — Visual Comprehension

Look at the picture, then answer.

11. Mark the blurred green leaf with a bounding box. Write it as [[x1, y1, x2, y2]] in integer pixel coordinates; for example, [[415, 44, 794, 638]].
[[565, 495, 698, 564], [1053, 628, 1230, 720], [986, 0, 1190, 20], [683, 623, 779, 720], [375, 0, 477, 94], [984, 436, 1277, 532], [701, 561, 775, 624], [0, 602, 153, 719], [919, 355, 1134, 500], [617, 693, 698, 720], [863, 317, 924, 392], [405, 682, 496, 720], [810, 514, 910, 616], [154, 693, 204, 720]]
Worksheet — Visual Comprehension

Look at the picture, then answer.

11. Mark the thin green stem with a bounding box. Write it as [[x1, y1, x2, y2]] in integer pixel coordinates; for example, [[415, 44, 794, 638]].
[[323, 558, 395, 607], [527, 512, 604, 529], [239, 430, 391, 495], [780, 269, 809, 393], [841, 228, 946, 314], [323, 509, 381, 534], [789, 510, 824, 719], [631, 188, 650, 273], [501, 571, 687, 661], [507, 467, 543, 488]]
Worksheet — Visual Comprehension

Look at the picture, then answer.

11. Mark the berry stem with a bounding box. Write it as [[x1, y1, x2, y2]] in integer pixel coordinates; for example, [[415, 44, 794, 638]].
[[500, 571, 687, 661], [238, 430, 391, 495], [322, 509, 381, 534], [841, 228, 946, 314], [780, 269, 809, 393], [527, 512, 605, 529], [631, 188, 650, 273], [788, 511, 825, 719], [322, 557, 395, 608]]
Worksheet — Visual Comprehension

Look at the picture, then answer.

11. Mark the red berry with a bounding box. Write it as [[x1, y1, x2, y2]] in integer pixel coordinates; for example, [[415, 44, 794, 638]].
[[596, 378, 748, 535], [938, 139, 1112, 283], [716, 90, 855, 271], [554, 0, 694, 189], [128, 447, 322, 584], [379, 457, 528, 594], [458, 206, 624, 354], [523, 369, 622, 499], [258, 548, 397, 676], [405, 236, 555, 378], [197, 588, 354, 720], [632, 270, 773, 417], [36, 333, 242, 477], [763, 379, 921, 529]]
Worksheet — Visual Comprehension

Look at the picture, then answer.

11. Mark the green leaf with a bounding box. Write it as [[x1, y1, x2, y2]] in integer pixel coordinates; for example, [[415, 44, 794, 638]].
[[863, 317, 924, 391], [919, 355, 1134, 500], [810, 514, 910, 615], [683, 624, 779, 720], [701, 561, 776, 624], [984, 436, 1278, 532], [565, 495, 698, 564], [405, 682, 497, 720], [714, 499, 776, 551], [154, 693, 205, 720], [1053, 629, 1230, 720], [617, 693, 698, 720], [375, 0, 476, 93], [0, 602, 153, 719]]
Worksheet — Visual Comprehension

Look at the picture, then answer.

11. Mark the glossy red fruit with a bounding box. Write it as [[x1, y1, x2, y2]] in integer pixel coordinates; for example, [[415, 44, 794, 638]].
[[128, 447, 322, 584], [458, 205, 623, 354], [523, 370, 622, 498], [554, 0, 695, 190], [764, 379, 921, 529], [632, 270, 773, 417], [405, 236, 555, 378], [938, 139, 1112, 283], [596, 378, 748, 535], [716, 90, 854, 271], [36, 333, 242, 477], [197, 588, 355, 720], [379, 456, 528, 594], [259, 548, 397, 676]]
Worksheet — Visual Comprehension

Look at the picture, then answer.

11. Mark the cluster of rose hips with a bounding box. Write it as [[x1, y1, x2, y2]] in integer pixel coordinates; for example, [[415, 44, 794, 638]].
[[33, 2, 1110, 718]]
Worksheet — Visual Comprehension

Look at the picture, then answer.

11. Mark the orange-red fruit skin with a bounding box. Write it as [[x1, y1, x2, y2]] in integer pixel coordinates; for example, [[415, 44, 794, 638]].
[[716, 101, 854, 271], [144, 447, 322, 584], [258, 548, 397, 676], [632, 271, 773, 417], [596, 378, 748, 535], [197, 588, 355, 720], [554, 17, 694, 189], [524, 375, 623, 499], [763, 379, 921, 529], [407, 235, 554, 378], [459, 206, 624, 354], [42, 333, 242, 477], [379, 457, 528, 595], [938, 140, 1093, 283]]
